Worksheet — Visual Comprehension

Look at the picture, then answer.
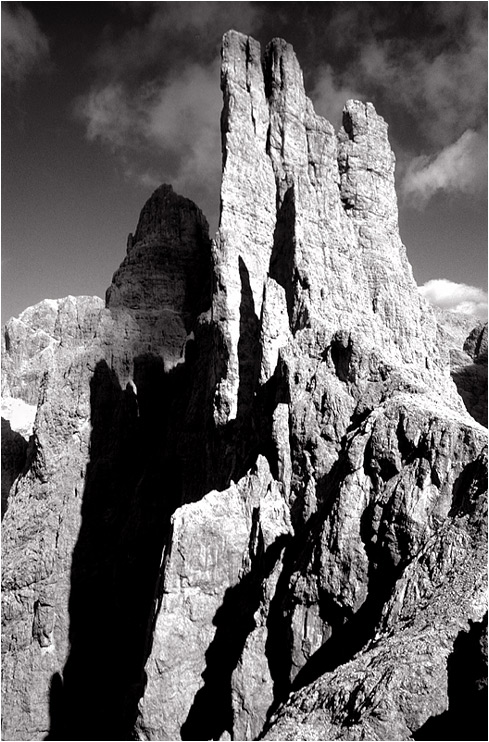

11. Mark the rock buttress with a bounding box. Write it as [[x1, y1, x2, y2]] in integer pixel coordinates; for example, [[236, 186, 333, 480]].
[[435, 311, 488, 426], [212, 31, 454, 428]]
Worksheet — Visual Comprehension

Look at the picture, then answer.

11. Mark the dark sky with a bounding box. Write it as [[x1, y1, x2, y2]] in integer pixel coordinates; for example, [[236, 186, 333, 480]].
[[2, 2, 487, 322]]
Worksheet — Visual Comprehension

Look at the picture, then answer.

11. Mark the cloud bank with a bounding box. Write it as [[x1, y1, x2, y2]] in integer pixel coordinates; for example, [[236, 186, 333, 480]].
[[2, 3, 49, 83], [419, 279, 488, 320]]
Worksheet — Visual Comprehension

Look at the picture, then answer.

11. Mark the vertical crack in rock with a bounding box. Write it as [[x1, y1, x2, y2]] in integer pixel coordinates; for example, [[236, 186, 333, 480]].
[[2, 29, 487, 742], [269, 186, 296, 327]]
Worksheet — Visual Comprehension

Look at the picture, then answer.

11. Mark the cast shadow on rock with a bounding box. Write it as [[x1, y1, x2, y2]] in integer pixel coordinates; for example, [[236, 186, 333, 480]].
[[181, 523, 291, 741], [46, 355, 192, 740], [44, 253, 297, 740], [1, 417, 36, 519], [269, 185, 296, 328], [261, 435, 404, 730], [180, 257, 291, 740], [413, 614, 488, 742]]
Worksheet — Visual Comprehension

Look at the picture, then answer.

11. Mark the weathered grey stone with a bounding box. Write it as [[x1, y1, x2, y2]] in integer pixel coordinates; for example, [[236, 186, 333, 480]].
[[135, 456, 293, 741], [2, 29, 487, 742], [263, 447, 487, 740], [464, 323, 488, 362], [212, 31, 458, 428], [135, 30, 485, 742]]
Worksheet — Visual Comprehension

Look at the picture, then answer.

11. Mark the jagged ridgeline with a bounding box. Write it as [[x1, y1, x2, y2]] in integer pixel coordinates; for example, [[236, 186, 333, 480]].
[[1, 30, 487, 742]]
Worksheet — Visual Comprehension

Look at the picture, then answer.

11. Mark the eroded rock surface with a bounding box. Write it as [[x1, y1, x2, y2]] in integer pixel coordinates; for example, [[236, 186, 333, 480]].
[[2, 30, 487, 742]]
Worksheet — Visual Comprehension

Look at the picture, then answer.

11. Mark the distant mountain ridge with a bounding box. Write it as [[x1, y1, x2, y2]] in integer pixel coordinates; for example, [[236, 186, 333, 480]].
[[2, 31, 487, 741]]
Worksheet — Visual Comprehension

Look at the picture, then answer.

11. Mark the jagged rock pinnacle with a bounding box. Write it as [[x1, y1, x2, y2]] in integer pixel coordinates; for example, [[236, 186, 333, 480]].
[[2, 30, 487, 742], [106, 183, 212, 369], [213, 31, 454, 426]]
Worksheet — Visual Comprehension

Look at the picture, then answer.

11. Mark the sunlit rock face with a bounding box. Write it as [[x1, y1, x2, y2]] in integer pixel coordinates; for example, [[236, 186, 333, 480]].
[[212, 32, 455, 428], [2, 31, 487, 742], [136, 31, 486, 742]]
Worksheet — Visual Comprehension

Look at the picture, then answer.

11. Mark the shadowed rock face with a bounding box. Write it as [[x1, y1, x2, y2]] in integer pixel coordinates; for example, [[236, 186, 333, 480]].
[[436, 311, 488, 427], [106, 183, 212, 370], [453, 323, 488, 427], [1, 193, 214, 740], [2, 31, 487, 742]]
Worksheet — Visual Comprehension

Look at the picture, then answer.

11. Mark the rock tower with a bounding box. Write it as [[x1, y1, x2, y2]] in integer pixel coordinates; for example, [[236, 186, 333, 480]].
[[2, 31, 487, 741]]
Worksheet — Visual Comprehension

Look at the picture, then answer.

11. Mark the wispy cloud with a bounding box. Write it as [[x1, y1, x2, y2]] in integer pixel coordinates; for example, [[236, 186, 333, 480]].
[[310, 64, 364, 129], [81, 84, 137, 149], [77, 61, 222, 230], [401, 129, 487, 206], [95, 1, 262, 77], [353, 32, 486, 147], [150, 2, 262, 37], [1, 3, 49, 83], [314, 3, 487, 146], [76, 2, 487, 220], [77, 2, 262, 232], [419, 279, 488, 320], [307, 3, 487, 208], [144, 62, 222, 221]]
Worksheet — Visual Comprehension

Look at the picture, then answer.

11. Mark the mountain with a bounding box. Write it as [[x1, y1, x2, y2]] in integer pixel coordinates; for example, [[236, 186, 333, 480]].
[[2, 31, 487, 742]]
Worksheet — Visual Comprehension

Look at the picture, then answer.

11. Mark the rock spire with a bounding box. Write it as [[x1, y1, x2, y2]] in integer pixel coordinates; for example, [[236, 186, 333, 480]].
[[2, 30, 487, 742]]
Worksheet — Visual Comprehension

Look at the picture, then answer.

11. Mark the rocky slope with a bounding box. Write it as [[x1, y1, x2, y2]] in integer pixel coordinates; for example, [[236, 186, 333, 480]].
[[2, 30, 487, 742]]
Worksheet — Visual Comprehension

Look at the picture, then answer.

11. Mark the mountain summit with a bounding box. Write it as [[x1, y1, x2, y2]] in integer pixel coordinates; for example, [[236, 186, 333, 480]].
[[2, 31, 487, 741]]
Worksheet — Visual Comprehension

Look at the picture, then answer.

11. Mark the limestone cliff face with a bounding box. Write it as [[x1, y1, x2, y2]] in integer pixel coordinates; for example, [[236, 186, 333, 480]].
[[213, 33, 451, 428], [2, 31, 487, 742]]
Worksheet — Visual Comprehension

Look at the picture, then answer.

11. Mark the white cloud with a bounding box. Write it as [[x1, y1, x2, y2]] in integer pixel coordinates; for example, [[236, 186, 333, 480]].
[[81, 84, 137, 149], [308, 16, 487, 206], [1, 3, 49, 83], [93, 2, 262, 80], [76, 2, 487, 227], [419, 279, 488, 320], [144, 62, 222, 229], [401, 129, 487, 206]]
